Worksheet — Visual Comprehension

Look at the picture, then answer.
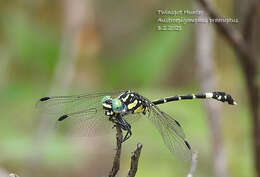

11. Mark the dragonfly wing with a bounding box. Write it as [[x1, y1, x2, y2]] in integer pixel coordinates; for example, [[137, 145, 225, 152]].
[[55, 107, 114, 137], [148, 104, 192, 161], [36, 91, 124, 116], [123, 113, 144, 124], [57, 108, 144, 137]]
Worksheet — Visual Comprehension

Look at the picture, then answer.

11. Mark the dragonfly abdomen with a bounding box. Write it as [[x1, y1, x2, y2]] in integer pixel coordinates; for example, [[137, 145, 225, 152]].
[[152, 91, 237, 105]]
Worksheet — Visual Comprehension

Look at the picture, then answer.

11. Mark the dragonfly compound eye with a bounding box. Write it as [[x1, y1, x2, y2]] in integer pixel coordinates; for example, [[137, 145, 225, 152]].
[[101, 96, 112, 104], [112, 98, 124, 113]]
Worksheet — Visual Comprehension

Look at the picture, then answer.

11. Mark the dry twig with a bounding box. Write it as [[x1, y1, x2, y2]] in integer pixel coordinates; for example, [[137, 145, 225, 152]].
[[108, 125, 143, 177], [108, 125, 123, 177], [127, 143, 143, 177]]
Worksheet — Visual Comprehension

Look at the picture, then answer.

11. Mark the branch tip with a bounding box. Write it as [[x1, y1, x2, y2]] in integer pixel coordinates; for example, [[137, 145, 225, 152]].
[[127, 143, 143, 177]]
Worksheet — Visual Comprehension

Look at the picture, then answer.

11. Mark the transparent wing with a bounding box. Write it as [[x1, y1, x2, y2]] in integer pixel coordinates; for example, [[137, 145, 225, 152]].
[[56, 108, 143, 137], [36, 91, 124, 116], [124, 112, 145, 124], [55, 107, 114, 137], [148, 104, 192, 161], [36, 91, 124, 137]]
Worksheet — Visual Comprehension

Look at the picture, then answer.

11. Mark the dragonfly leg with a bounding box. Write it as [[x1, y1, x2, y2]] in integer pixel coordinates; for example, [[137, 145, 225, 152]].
[[114, 114, 132, 143], [122, 128, 132, 142]]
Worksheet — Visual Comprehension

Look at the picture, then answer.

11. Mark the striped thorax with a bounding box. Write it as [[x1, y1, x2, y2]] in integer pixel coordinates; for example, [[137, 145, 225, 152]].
[[101, 91, 148, 118]]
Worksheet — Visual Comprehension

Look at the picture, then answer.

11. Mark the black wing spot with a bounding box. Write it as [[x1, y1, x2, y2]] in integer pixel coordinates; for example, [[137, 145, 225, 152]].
[[40, 97, 51, 101], [174, 120, 181, 127], [58, 115, 69, 121], [184, 140, 191, 150]]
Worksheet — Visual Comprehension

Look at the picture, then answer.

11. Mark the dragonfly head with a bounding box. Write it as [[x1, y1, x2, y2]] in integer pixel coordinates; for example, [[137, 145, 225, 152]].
[[102, 96, 112, 104], [112, 98, 125, 113], [102, 96, 126, 115], [101, 96, 112, 108]]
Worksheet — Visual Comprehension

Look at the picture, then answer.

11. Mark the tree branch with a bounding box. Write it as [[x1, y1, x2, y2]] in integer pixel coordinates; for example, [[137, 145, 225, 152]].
[[197, 0, 257, 63], [109, 125, 123, 177], [243, 1, 258, 45], [195, 5, 229, 176], [197, 0, 260, 177], [108, 125, 143, 177], [127, 143, 143, 177]]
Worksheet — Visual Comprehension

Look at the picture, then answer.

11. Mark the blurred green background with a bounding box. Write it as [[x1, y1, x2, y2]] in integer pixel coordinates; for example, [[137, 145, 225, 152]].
[[0, 0, 253, 177]]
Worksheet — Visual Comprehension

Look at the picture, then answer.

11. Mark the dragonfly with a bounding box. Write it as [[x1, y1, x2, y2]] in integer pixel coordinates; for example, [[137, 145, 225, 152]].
[[36, 90, 236, 161]]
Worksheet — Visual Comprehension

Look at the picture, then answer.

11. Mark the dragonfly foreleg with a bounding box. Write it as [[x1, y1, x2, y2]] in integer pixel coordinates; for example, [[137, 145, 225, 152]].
[[113, 114, 132, 143], [122, 129, 132, 142]]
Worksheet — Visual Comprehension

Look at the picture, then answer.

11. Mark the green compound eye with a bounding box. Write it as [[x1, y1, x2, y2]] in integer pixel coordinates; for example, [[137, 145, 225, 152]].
[[101, 96, 111, 104], [112, 98, 124, 113]]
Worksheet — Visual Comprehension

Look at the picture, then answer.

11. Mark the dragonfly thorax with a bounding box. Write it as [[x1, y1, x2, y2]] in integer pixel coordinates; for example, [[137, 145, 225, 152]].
[[101, 91, 148, 117], [118, 91, 149, 115]]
